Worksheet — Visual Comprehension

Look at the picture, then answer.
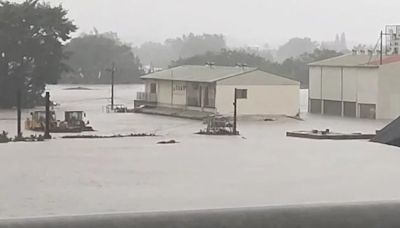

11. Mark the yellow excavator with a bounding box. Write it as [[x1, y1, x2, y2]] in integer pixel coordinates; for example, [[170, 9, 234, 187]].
[[63, 111, 94, 132], [25, 111, 57, 132], [25, 111, 93, 133]]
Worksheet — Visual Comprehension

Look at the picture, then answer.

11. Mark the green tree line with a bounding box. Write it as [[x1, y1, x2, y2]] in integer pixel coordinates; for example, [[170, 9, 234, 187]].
[[61, 31, 145, 84], [0, 0, 76, 108], [171, 48, 342, 88]]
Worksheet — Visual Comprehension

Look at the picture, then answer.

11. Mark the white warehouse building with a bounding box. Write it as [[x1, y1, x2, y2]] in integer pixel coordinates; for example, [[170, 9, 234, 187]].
[[135, 65, 300, 117], [308, 54, 400, 119]]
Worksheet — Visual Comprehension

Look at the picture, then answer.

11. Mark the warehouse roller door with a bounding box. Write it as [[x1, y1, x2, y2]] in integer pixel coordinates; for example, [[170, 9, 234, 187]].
[[344, 102, 356, 118], [310, 99, 322, 114], [323, 100, 342, 116], [359, 104, 376, 119]]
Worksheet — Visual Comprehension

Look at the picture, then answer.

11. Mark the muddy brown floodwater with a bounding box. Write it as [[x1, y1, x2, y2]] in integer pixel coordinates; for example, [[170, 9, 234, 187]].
[[0, 84, 397, 218]]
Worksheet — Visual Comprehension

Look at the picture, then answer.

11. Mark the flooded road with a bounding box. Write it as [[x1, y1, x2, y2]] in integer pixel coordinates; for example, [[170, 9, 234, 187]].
[[0, 84, 398, 218]]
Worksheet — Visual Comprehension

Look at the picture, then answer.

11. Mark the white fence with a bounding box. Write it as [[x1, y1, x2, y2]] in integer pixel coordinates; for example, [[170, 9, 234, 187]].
[[136, 92, 157, 103]]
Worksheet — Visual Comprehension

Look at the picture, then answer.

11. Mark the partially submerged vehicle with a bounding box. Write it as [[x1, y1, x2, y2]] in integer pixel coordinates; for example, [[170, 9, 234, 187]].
[[25, 111, 57, 132], [63, 111, 94, 132], [25, 111, 94, 133], [199, 115, 234, 135], [105, 104, 130, 113]]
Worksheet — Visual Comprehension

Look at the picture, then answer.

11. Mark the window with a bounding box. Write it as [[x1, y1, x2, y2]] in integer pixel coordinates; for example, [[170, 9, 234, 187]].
[[173, 84, 186, 91], [204, 87, 209, 107], [150, 83, 157, 94]]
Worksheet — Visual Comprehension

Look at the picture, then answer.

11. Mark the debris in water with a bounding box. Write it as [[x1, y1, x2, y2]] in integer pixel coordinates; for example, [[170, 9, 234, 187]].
[[287, 129, 375, 140], [63, 87, 92, 91], [1, 131, 45, 143], [287, 115, 304, 121], [62, 133, 156, 139], [197, 129, 238, 136], [0, 131, 11, 143], [264, 118, 276, 122], [14, 134, 45, 142], [157, 140, 178, 144]]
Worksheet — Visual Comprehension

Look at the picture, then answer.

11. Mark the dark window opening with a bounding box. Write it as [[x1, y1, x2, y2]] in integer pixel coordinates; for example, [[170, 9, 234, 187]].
[[150, 83, 157, 94], [310, 99, 322, 114], [323, 100, 342, 116], [360, 104, 376, 119], [344, 102, 356, 118]]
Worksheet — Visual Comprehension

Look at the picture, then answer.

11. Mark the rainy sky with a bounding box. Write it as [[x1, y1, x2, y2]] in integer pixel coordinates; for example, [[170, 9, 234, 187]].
[[20, 0, 400, 47]]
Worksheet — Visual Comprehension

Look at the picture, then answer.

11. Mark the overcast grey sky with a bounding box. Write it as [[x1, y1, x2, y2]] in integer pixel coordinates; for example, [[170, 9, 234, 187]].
[[41, 0, 400, 47]]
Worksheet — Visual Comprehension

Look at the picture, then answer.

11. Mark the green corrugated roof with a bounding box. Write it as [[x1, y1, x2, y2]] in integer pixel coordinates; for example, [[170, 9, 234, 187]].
[[309, 54, 381, 68], [218, 70, 300, 86], [141, 65, 258, 82]]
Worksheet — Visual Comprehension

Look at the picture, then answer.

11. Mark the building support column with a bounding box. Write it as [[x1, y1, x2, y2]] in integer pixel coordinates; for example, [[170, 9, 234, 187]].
[[200, 85, 205, 111], [171, 81, 174, 106], [341, 67, 345, 117], [320, 67, 324, 115]]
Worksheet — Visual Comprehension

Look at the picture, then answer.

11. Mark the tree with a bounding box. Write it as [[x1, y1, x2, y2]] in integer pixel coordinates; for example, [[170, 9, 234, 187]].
[[134, 33, 227, 69], [61, 32, 144, 84], [170, 48, 342, 89], [170, 49, 269, 68], [340, 32, 347, 50], [321, 33, 348, 52], [278, 49, 343, 87], [133, 41, 173, 69], [0, 0, 77, 108], [276, 37, 319, 62]]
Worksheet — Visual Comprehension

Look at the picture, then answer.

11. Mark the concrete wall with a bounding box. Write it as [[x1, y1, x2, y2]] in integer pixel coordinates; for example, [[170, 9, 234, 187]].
[[378, 63, 400, 119], [357, 68, 378, 104], [308, 66, 379, 118], [321, 67, 342, 100], [215, 85, 300, 116], [309, 67, 322, 99], [149, 80, 188, 107], [342, 68, 357, 102]]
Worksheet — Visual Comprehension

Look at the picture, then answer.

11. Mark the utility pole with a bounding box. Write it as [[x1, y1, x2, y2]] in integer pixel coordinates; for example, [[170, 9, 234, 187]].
[[44, 92, 51, 139], [380, 30, 384, 65], [16, 89, 22, 138], [379, 29, 393, 65], [233, 88, 238, 135], [107, 63, 116, 110], [232, 88, 247, 135]]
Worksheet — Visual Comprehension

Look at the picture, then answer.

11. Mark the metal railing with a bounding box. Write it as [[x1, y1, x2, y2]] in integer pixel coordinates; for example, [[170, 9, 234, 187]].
[[2, 201, 400, 228], [187, 97, 216, 108], [136, 92, 157, 103]]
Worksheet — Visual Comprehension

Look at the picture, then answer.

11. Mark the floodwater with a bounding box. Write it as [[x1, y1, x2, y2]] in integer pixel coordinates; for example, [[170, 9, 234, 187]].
[[0, 84, 398, 218]]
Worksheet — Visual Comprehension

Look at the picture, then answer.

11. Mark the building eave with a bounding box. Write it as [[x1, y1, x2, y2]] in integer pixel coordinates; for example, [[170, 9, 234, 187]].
[[141, 68, 259, 83], [308, 64, 379, 69]]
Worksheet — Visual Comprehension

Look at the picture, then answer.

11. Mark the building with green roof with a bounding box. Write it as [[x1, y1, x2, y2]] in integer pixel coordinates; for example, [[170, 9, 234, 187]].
[[135, 65, 300, 117]]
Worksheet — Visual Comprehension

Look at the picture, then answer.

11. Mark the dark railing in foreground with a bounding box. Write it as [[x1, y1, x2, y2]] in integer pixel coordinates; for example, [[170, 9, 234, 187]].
[[2, 201, 400, 228]]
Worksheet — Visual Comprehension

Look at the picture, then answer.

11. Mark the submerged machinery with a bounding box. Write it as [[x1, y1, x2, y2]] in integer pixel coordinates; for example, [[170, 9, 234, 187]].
[[25, 111, 94, 133]]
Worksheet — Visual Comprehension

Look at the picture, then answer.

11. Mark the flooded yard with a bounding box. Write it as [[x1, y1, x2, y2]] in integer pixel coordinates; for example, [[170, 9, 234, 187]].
[[0, 84, 398, 218]]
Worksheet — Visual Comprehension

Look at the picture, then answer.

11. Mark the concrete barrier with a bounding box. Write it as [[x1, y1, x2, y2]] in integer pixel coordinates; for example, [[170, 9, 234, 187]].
[[2, 201, 400, 228]]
